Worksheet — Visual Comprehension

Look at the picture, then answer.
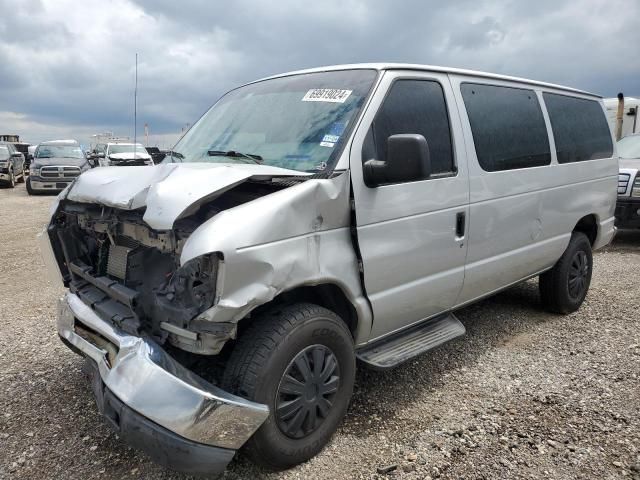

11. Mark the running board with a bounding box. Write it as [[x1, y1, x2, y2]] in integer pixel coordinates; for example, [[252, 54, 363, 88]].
[[356, 313, 466, 370]]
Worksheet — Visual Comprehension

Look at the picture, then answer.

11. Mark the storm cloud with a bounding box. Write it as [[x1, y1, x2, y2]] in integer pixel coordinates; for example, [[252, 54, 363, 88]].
[[0, 0, 638, 147]]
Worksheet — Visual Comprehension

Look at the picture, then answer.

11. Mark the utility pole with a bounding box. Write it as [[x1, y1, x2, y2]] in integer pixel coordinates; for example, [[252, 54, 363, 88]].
[[134, 53, 138, 153]]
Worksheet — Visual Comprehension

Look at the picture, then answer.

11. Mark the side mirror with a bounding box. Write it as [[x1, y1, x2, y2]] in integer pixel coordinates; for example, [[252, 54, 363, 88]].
[[363, 134, 431, 187], [11, 152, 22, 158]]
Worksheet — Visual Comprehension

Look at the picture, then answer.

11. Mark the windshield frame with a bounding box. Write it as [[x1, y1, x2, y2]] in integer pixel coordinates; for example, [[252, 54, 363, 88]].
[[617, 134, 640, 159], [169, 68, 380, 174]]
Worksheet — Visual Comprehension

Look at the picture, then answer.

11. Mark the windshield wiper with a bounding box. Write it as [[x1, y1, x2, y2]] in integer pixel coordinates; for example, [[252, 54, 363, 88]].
[[207, 150, 263, 164]]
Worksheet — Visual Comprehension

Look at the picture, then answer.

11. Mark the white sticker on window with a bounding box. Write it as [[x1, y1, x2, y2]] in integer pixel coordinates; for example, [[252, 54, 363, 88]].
[[302, 89, 352, 103], [322, 134, 340, 143], [319, 141, 335, 148]]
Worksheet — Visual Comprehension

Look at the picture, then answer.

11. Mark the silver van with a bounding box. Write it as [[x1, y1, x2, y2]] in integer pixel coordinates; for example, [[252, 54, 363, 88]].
[[41, 64, 617, 475]]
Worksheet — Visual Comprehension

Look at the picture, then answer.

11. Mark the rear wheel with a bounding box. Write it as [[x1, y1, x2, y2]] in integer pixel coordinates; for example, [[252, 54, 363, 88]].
[[222, 303, 355, 470], [540, 232, 593, 313]]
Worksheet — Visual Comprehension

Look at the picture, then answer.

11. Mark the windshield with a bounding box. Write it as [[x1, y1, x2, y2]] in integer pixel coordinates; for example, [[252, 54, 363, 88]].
[[617, 135, 640, 159], [170, 69, 378, 172], [109, 144, 146, 155], [36, 144, 83, 159]]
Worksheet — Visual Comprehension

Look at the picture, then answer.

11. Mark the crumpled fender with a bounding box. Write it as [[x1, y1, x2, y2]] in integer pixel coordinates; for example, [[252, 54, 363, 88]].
[[180, 172, 372, 344]]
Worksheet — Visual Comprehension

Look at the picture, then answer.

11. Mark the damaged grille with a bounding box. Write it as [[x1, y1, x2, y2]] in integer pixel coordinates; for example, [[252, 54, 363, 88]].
[[50, 203, 218, 342]]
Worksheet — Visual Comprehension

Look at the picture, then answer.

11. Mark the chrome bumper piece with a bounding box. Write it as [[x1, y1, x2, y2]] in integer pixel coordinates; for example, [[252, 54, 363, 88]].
[[29, 179, 72, 191], [57, 292, 269, 450]]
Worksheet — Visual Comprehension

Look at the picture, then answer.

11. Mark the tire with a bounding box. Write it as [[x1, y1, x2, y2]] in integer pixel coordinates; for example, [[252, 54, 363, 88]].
[[26, 178, 35, 195], [6, 169, 15, 188], [222, 303, 355, 470], [539, 231, 593, 314]]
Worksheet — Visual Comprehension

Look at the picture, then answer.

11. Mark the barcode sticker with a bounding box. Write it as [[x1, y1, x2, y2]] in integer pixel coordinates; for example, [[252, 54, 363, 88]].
[[302, 89, 352, 103]]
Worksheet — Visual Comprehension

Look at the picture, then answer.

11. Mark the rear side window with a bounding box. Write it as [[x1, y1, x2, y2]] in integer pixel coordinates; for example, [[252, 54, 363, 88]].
[[543, 93, 613, 163], [461, 83, 551, 171], [365, 79, 454, 176]]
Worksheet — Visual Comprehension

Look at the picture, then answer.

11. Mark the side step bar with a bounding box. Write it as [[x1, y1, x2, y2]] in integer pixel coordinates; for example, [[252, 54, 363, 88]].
[[356, 313, 466, 370]]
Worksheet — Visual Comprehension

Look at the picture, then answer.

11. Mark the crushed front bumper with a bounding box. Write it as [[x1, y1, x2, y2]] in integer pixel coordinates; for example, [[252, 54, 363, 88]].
[[57, 292, 269, 475]]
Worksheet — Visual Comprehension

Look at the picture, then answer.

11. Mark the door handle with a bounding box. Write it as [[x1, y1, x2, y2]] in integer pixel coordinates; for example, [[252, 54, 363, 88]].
[[455, 212, 466, 239]]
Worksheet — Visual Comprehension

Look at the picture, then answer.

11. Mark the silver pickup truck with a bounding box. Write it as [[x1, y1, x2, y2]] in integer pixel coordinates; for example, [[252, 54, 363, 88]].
[[616, 134, 640, 228], [41, 63, 617, 475]]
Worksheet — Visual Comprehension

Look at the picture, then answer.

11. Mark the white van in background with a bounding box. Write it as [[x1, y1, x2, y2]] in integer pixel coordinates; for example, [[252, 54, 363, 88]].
[[604, 95, 640, 138], [44, 64, 618, 475]]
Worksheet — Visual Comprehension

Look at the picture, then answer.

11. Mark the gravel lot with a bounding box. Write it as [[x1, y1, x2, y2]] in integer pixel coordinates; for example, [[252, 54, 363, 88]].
[[1, 182, 638, 480]]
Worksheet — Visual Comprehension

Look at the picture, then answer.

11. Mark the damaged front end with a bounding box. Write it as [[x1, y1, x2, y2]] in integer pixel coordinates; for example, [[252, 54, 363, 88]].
[[49, 185, 262, 355]]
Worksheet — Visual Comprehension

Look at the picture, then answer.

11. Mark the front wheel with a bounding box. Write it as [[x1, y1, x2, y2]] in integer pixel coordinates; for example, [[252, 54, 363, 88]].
[[222, 303, 355, 470], [6, 169, 15, 188], [540, 232, 593, 314], [26, 177, 35, 195]]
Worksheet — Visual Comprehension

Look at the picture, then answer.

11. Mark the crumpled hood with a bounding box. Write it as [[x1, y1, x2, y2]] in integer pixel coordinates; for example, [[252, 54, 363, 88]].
[[63, 163, 308, 230]]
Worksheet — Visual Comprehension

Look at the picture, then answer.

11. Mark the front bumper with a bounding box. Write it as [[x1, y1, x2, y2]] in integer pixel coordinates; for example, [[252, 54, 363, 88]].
[[615, 197, 640, 229], [57, 292, 269, 474], [29, 176, 73, 192]]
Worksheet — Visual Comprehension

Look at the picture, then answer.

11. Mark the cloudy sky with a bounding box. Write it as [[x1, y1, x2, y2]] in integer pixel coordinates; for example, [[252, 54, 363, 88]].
[[1, 0, 638, 148]]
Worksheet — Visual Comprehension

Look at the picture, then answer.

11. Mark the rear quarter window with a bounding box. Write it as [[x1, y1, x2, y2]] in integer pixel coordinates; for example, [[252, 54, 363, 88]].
[[543, 93, 613, 163], [461, 83, 551, 172]]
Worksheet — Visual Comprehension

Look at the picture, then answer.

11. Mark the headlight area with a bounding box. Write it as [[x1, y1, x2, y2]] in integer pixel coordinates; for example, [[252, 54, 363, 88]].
[[155, 254, 236, 354]]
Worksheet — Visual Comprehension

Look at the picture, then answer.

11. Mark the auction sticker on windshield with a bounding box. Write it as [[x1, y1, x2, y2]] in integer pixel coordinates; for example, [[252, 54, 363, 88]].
[[302, 89, 352, 103]]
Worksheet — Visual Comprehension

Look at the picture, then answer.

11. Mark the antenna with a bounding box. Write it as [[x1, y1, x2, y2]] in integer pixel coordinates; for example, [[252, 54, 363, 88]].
[[134, 53, 138, 155]]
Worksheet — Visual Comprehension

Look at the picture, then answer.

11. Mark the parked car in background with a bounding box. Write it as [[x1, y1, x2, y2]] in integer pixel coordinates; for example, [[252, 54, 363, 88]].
[[0, 141, 26, 187], [27, 140, 90, 195], [616, 133, 640, 228], [95, 142, 153, 166], [43, 64, 617, 475], [604, 95, 639, 139]]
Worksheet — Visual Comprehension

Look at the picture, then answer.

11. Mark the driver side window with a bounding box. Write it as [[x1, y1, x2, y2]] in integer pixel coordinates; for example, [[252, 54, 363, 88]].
[[363, 79, 455, 180]]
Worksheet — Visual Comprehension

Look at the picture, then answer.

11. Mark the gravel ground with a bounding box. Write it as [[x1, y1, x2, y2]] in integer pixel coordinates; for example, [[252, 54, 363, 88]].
[[1, 182, 639, 480]]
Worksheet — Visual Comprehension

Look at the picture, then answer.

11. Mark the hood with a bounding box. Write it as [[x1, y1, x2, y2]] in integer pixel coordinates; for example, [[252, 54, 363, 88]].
[[109, 152, 151, 161], [63, 163, 309, 230], [32, 157, 88, 168], [619, 157, 640, 170]]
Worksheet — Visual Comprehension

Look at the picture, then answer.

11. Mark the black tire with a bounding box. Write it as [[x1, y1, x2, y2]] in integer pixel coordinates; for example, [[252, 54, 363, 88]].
[[6, 169, 15, 188], [26, 178, 35, 195], [540, 231, 593, 314], [222, 303, 355, 470]]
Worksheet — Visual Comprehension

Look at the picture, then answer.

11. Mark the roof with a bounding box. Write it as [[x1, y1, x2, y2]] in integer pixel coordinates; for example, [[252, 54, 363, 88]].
[[251, 63, 599, 98], [603, 97, 640, 108], [40, 139, 79, 145]]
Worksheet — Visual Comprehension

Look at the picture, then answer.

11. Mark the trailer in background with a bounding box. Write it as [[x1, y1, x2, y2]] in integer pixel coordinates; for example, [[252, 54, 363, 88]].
[[604, 94, 639, 140]]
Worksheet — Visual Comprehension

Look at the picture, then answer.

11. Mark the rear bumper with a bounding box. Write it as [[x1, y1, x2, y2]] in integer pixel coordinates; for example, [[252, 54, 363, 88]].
[[615, 197, 640, 229], [57, 292, 269, 474]]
